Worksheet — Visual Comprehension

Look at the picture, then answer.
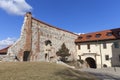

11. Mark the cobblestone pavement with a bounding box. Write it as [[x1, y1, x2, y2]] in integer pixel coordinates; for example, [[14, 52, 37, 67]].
[[79, 67, 120, 80]]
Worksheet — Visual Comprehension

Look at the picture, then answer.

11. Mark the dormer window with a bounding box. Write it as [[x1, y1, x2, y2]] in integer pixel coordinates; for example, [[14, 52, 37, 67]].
[[86, 35, 92, 39], [106, 32, 112, 36], [78, 36, 83, 39], [96, 34, 101, 38], [118, 31, 120, 36]]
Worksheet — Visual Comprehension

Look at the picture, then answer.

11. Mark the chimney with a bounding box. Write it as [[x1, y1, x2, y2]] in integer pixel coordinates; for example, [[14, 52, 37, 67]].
[[24, 12, 32, 51], [25, 12, 32, 18]]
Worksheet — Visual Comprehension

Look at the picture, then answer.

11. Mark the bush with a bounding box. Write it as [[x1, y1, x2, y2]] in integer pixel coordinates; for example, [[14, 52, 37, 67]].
[[56, 43, 70, 62]]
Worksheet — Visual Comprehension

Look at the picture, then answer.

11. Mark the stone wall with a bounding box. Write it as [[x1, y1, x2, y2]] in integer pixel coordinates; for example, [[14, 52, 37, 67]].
[[7, 13, 32, 61], [7, 12, 78, 62], [31, 18, 78, 61]]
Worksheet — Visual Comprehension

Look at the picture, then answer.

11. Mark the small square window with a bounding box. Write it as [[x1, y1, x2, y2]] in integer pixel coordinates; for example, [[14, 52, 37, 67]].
[[105, 55, 109, 60], [96, 34, 101, 38], [106, 32, 113, 36], [78, 36, 82, 39], [78, 45, 81, 50], [118, 32, 120, 36], [114, 42, 119, 48], [86, 35, 92, 39], [119, 55, 120, 62], [87, 44, 90, 49], [103, 42, 107, 49]]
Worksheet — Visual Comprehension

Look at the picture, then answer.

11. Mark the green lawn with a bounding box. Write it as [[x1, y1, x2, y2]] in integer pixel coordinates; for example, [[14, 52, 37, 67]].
[[0, 62, 98, 80]]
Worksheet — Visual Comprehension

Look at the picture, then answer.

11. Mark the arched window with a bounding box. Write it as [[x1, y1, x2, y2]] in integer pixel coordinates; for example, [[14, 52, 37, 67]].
[[45, 40, 52, 46]]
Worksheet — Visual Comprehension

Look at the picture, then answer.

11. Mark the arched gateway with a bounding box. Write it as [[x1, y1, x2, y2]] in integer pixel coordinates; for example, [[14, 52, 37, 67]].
[[85, 57, 96, 68]]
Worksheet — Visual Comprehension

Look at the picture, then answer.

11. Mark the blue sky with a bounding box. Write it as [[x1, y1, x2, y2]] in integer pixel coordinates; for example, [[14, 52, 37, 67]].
[[0, 0, 120, 49]]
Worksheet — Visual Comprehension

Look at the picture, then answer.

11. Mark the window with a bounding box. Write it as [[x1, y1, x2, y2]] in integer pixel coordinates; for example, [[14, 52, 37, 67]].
[[78, 36, 82, 39], [118, 32, 120, 36], [106, 32, 112, 36], [119, 55, 120, 62], [86, 35, 92, 39], [114, 42, 119, 48], [87, 44, 90, 49], [78, 45, 81, 50], [45, 40, 52, 46], [103, 42, 107, 49], [96, 34, 101, 38], [105, 55, 109, 60]]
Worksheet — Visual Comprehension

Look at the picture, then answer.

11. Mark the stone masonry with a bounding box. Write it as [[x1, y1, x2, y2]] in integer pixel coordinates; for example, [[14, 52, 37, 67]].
[[7, 12, 78, 62]]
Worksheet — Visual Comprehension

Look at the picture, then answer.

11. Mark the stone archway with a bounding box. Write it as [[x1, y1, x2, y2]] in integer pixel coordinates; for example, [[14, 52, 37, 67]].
[[85, 57, 96, 68]]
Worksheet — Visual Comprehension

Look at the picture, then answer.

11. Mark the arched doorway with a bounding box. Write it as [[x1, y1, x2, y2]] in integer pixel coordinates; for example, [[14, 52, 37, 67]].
[[85, 57, 96, 68]]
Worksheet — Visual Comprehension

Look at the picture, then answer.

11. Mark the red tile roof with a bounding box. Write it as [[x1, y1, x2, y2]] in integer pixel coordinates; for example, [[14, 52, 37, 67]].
[[75, 28, 120, 43], [0, 46, 10, 54]]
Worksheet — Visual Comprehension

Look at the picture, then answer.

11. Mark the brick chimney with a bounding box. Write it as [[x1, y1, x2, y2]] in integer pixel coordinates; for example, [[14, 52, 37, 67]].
[[24, 12, 32, 51]]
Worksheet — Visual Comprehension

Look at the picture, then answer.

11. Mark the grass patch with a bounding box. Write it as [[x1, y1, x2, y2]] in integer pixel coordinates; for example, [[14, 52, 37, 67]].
[[0, 62, 98, 80]]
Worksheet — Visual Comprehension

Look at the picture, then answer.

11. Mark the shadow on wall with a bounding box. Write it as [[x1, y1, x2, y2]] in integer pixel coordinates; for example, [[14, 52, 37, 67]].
[[111, 44, 120, 67], [111, 28, 120, 67]]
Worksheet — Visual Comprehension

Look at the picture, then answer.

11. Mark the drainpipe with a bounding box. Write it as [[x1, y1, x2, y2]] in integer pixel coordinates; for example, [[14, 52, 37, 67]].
[[98, 41, 103, 68]]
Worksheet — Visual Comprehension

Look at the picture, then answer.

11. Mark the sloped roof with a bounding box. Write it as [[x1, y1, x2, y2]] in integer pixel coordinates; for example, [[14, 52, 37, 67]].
[[32, 17, 78, 36], [0, 46, 10, 54], [75, 28, 120, 43]]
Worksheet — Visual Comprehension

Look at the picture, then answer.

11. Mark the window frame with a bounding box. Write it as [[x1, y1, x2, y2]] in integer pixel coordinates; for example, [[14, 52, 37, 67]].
[[105, 55, 109, 61], [114, 42, 119, 48], [103, 42, 107, 49], [78, 44, 81, 50], [86, 35, 92, 39], [106, 32, 113, 36], [118, 31, 120, 36], [95, 34, 101, 38], [78, 36, 83, 39], [87, 44, 90, 49], [119, 55, 120, 62]]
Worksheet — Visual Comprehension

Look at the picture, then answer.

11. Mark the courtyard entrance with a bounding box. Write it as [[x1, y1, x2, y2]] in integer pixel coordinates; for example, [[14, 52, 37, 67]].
[[85, 57, 96, 68]]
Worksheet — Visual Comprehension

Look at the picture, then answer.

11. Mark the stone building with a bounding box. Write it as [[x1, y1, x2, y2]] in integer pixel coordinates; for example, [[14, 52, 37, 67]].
[[0, 46, 10, 61], [75, 28, 120, 68], [7, 12, 78, 62], [4, 12, 120, 68]]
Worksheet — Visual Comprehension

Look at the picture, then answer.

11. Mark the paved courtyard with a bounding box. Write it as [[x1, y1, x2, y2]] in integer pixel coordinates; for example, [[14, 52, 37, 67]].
[[79, 67, 120, 80]]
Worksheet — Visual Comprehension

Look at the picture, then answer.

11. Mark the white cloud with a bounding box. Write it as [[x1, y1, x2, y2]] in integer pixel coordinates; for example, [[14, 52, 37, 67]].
[[0, 0, 32, 15], [0, 37, 17, 49], [74, 33, 84, 35]]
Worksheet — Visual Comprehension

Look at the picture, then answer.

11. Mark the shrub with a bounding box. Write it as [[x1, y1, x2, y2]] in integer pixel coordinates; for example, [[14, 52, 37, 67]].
[[56, 43, 70, 62]]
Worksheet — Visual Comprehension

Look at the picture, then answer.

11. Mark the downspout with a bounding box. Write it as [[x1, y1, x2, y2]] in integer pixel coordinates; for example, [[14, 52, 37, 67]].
[[99, 41, 103, 68]]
